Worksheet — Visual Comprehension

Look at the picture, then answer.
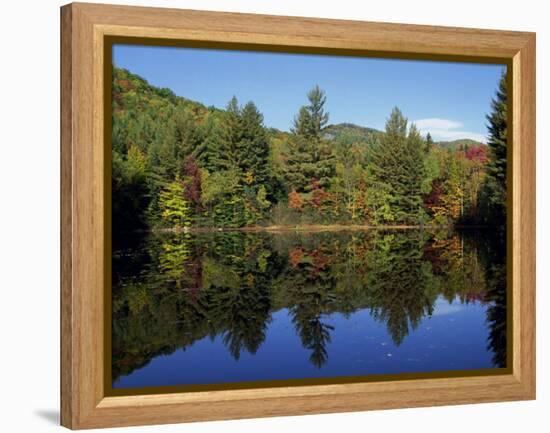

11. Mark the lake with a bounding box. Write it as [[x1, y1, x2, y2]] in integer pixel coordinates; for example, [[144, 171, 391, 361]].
[[111, 228, 507, 389]]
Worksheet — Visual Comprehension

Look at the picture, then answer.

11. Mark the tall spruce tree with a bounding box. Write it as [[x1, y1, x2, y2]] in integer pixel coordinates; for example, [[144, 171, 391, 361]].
[[199, 97, 272, 226], [214, 96, 244, 172], [239, 101, 271, 190], [405, 124, 429, 217], [425, 132, 434, 153], [206, 98, 270, 186], [479, 72, 508, 226], [292, 85, 329, 140], [283, 86, 335, 192], [196, 112, 225, 172], [368, 107, 427, 224]]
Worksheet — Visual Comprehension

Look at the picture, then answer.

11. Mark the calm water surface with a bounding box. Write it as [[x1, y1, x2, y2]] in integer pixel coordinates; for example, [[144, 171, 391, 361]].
[[112, 229, 506, 389]]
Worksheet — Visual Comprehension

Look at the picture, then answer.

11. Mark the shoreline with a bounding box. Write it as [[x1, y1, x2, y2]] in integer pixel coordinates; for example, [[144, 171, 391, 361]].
[[148, 223, 492, 234]]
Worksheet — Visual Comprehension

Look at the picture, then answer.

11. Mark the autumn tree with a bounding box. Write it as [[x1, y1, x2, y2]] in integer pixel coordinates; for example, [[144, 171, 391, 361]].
[[158, 176, 192, 228], [330, 129, 370, 220], [181, 155, 202, 212]]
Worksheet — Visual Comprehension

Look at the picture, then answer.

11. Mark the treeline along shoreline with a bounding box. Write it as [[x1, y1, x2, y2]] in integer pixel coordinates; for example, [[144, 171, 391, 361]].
[[112, 66, 508, 234], [151, 224, 495, 234]]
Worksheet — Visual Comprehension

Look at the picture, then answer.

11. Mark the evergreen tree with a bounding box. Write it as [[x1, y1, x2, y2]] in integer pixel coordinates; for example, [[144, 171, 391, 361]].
[[213, 96, 244, 172], [239, 101, 271, 191], [366, 231, 438, 345], [426, 132, 433, 146], [404, 124, 429, 218], [367, 107, 427, 224], [206, 98, 271, 189], [292, 85, 329, 140], [283, 86, 335, 192], [479, 72, 508, 226], [196, 112, 225, 172], [425, 132, 434, 154], [170, 107, 203, 159]]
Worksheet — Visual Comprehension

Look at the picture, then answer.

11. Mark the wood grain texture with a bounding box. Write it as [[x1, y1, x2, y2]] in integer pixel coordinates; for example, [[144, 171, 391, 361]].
[[512, 35, 536, 396], [60, 4, 73, 429], [60, 2, 536, 429]]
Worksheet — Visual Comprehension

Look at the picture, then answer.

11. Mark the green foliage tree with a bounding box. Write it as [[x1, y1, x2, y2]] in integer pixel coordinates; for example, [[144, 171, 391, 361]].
[[367, 108, 427, 224], [240, 101, 271, 189], [366, 231, 439, 345], [425, 132, 434, 153], [292, 85, 329, 140], [201, 168, 246, 227], [282, 86, 335, 193], [329, 130, 370, 219], [427, 152, 465, 225], [479, 72, 508, 226], [158, 177, 192, 228]]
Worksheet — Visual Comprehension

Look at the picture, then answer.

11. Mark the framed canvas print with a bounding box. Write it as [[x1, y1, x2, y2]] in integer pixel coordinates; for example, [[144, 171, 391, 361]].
[[60, 2, 536, 429]]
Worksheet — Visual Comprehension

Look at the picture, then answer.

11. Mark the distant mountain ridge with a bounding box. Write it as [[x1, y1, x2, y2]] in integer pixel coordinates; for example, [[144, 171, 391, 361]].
[[323, 123, 484, 150], [435, 138, 486, 150], [324, 122, 382, 140]]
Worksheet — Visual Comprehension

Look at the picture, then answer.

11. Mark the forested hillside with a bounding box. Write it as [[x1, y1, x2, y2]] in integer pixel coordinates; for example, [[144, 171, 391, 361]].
[[436, 138, 484, 150], [112, 66, 506, 232]]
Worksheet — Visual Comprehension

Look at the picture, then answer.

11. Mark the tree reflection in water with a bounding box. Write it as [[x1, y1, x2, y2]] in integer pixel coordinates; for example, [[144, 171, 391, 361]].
[[112, 228, 507, 383]]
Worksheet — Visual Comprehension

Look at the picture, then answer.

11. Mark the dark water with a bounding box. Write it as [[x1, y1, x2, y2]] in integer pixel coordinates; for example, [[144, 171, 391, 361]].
[[111, 228, 507, 389]]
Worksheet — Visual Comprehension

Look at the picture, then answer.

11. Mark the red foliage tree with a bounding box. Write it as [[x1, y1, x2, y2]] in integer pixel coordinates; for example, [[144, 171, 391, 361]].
[[423, 179, 445, 216], [309, 179, 330, 209], [464, 145, 488, 163], [182, 155, 202, 211], [288, 190, 304, 211], [289, 247, 304, 268]]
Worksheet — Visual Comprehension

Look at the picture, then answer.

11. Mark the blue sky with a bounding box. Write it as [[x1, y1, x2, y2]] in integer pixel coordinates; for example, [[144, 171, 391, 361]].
[[113, 44, 505, 143]]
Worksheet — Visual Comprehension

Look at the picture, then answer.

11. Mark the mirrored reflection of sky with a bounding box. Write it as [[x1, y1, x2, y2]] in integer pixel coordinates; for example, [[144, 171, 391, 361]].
[[113, 44, 506, 142], [113, 295, 494, 389]]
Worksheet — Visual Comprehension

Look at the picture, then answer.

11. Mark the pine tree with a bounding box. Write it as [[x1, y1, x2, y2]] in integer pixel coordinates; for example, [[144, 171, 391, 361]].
[[404, 124, 429, 217], [205, 98, 271, 189], [283, 86, 335, 192], [214, 96, 244, 172], [425, 132, 434, 154], [426, 132, 433, 146], [147, 107, 201, 182], [292, 85, 329, 140], [239, 101, 271, 191], [368, 107, 427, 224], [196, 112, 225, 172], [479, 71, 508, 226]]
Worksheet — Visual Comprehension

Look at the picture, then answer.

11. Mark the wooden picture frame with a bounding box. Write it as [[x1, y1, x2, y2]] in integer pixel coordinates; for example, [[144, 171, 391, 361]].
[[60, 2, 536, 429]]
